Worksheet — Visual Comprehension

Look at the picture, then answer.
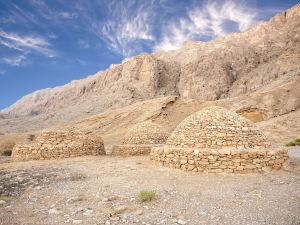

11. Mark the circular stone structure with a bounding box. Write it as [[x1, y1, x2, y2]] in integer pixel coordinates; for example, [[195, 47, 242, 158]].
[[12, 130, 105, 161], [150, 106, 288, 173], [112, 121, 169, 156]]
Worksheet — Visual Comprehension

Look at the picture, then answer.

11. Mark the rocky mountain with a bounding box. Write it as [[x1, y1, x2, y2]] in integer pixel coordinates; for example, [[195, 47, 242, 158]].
[[0, 4, 299, 146]]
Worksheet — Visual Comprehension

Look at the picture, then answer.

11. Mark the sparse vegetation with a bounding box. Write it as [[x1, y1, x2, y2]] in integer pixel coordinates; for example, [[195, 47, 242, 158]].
[[2, 149, 12, 156], [28, 134, 35, 141], [285, 138, 300, 147], [0, 140, 15, 155], [138, 189, 156, 202], [0, 194, 10, 201]]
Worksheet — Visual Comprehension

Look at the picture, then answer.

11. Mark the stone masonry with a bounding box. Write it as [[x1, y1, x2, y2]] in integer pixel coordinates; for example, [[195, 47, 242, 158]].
[[12, 130, 105, 161], [112, 144, 163, 157], [150, 106, 288, 173], [112, 121, 169, 156]]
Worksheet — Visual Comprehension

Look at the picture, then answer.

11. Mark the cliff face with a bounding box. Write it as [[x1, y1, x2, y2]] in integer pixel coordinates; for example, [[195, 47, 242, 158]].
[[1, 54, 181, 117], [1, 4, 300, 118]]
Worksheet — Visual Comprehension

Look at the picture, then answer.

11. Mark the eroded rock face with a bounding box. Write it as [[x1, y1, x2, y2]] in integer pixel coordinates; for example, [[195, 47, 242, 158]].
[[12, 130, 105, 161], [157, 4, 300, 100], [1, 4, 300, 120]]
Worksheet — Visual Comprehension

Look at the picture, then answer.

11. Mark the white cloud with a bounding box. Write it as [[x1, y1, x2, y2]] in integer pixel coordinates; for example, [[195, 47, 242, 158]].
[[29, 0, 78, 21], [56, 11, 77, 19], [155, 0, 257, 51], [91, 1, 154, 56], [77, 40, 90, 49], [1, 0, 273, 62], [2, 54, 27, 66], [75, 58, 88, 66], [0, 30, 56, 57]]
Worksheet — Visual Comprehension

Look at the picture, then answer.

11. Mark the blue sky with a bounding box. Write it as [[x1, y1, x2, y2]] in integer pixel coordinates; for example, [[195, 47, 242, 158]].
[[0, 0, 299, 110]]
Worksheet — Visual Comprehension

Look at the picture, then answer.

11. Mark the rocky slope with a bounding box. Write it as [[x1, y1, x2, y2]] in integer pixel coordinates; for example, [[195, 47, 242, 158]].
[[1, 4, 300, 119], [0, 76, 299, 151]]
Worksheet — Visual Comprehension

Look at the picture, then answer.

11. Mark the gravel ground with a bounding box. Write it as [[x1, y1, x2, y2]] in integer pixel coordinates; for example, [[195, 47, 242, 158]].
[[0, 148, 299, 225]]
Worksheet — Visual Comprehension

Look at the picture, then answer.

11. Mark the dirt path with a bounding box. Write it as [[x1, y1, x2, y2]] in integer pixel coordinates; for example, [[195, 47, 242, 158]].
[[0, 148, 299, 225]]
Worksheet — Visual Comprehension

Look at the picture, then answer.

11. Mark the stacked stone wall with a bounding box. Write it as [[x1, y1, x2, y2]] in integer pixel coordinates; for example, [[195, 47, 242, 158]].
[[112, 121, 169, 156], [150, 146, 288, 173], [111, 144, 162, 156], [122, 121, 169, 145], [150, 107, 288, 173], [12, 130, 105, 161]]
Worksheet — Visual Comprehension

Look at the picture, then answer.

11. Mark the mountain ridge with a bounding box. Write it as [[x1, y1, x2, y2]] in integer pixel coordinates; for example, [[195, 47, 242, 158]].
[[1, 3, 300, 120]]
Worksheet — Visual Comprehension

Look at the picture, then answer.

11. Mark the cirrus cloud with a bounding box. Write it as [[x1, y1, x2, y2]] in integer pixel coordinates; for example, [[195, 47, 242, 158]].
[[0, 30, 56, 57], [89, 0, 155, 57], [155, 0, 257, 51], [2, 54, 27, 66]]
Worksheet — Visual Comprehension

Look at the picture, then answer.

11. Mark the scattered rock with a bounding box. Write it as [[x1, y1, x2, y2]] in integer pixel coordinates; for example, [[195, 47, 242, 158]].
[[0, 200, 6, 205], [102, 197, 109, 202], [83, 209, 93, 216], [48, 208, 60, 215], [72, 219, 83, 224], [107, 196, 118, 201], [113, 205, 129, 214], [177, 219, 187, 224], [135, 209, 143, 215], [0, 167, 77, 198], [110, 216, 120, 221]]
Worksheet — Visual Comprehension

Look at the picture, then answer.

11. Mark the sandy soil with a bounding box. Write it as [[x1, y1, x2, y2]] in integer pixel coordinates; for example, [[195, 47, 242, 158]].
[[0, 148, 299, 225]]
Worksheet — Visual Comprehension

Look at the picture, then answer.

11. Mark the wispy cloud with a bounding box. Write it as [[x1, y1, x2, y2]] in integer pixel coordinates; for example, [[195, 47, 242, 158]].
[[2, 54, 27, 66], [155, 0, 257, 51], [0, 0, 287, 63], [0, 30, 56, 57], [28, 0, 78, 21], [77, 40, 90, 49], [56, 11, 77, 19], [90, 1, 155, 56]]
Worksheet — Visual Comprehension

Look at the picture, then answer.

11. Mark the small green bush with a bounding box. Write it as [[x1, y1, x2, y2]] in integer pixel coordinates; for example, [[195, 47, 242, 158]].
[[285, 138, 300, 147], [138, 189, 156, 202], [2, 149, 12, 156]]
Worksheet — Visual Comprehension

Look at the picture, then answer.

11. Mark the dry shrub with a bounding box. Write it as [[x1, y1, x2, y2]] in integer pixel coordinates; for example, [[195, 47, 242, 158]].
[[138, 189, 156, 202], [2, 149, 12, 156], [0, 140, 15, 154], [286, 138, 300, 147]]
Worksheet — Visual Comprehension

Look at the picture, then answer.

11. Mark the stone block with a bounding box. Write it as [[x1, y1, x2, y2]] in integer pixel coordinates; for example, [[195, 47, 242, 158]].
[[180, 159, 188, 164], [262, 166, 272, 172]]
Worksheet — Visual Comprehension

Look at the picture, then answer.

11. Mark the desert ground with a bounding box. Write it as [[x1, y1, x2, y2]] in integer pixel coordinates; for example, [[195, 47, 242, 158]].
[[0, 147, 299, 225]]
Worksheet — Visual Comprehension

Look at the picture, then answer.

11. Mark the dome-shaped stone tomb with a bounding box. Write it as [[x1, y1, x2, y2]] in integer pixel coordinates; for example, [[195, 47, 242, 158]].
[[167, 106, 270, 148], [112, 121, 169, 156], [150, 106, 288, 173], [12, 130, 105, 161]]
